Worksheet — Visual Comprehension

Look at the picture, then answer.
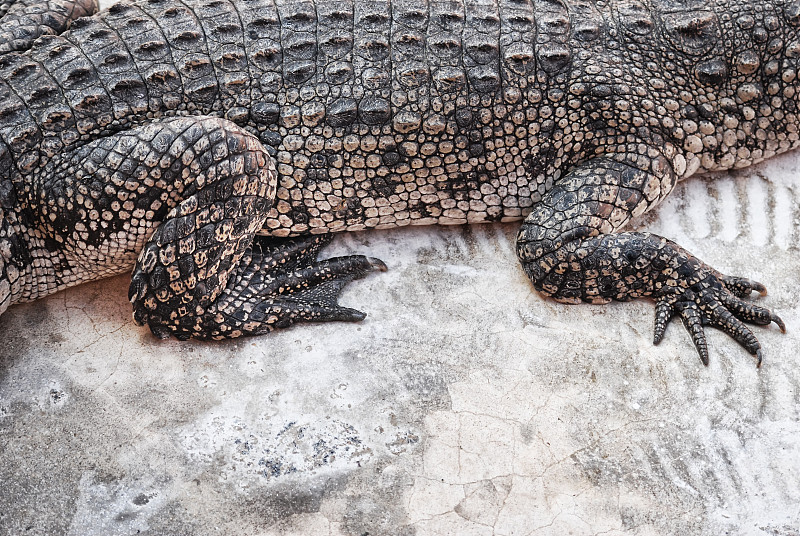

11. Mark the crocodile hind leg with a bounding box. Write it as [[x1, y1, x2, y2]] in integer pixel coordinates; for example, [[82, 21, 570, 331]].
[[118, 117, 385, 340], [516, 154, 785, 366], [28, 115, 384, 339], [0, 0, 97, 54]]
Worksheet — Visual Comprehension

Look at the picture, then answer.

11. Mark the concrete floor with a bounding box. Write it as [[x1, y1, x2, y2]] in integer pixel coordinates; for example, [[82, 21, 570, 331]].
[[2, 151, 800, 535]]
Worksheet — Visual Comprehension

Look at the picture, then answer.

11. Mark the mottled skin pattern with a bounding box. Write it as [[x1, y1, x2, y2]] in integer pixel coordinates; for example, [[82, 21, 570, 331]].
[[0, 0, 793, 363]]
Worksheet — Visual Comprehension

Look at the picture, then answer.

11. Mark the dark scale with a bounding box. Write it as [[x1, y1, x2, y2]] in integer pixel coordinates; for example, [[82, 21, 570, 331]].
[[0, 0, 795, 364]]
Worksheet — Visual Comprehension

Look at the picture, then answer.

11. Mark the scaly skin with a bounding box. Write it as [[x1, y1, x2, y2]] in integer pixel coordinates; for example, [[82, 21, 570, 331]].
[[0, 0, 794, 363]]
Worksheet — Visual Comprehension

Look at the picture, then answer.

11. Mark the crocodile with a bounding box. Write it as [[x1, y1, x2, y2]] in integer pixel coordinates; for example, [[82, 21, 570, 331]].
[[0, 0, 792, 365]]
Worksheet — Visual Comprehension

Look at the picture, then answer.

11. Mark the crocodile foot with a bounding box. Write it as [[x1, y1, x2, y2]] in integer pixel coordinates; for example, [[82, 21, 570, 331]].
[[653, 272, 785, 367], [517, 156, 786, 367], [195, 234, 387, 340], [133, 233, 387, 341]]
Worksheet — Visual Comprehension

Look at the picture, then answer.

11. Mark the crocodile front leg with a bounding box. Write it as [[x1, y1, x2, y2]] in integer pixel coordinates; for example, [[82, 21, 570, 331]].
[[516, 154, 785, 366]]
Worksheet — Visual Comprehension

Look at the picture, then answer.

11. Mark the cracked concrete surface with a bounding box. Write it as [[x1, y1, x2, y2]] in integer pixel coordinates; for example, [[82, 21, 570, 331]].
[[3, 153, 799, 536], [2, 12, 800, 534]]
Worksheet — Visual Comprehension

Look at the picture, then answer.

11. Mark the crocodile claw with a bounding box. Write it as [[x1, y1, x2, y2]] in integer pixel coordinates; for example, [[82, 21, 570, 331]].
[[720, 274, 768, 298], [368, 257, 389, 272], [654, 278, 784, 367]]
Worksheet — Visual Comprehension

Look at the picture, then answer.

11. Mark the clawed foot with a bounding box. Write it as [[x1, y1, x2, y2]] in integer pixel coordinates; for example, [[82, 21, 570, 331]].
[[224, 235, 388, 330], [653, 274, 785, 367], [133, 233, 387, 340], [195, 234, 387, 339]]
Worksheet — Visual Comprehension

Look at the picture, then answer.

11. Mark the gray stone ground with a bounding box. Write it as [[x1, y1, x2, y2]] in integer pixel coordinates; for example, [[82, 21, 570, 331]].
[[3, 153, 800, 536], [2, 6, 800, 532]]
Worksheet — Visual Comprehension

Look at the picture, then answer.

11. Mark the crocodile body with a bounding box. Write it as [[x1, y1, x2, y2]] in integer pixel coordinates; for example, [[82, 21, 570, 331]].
[[0, 0, 792, 362]]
